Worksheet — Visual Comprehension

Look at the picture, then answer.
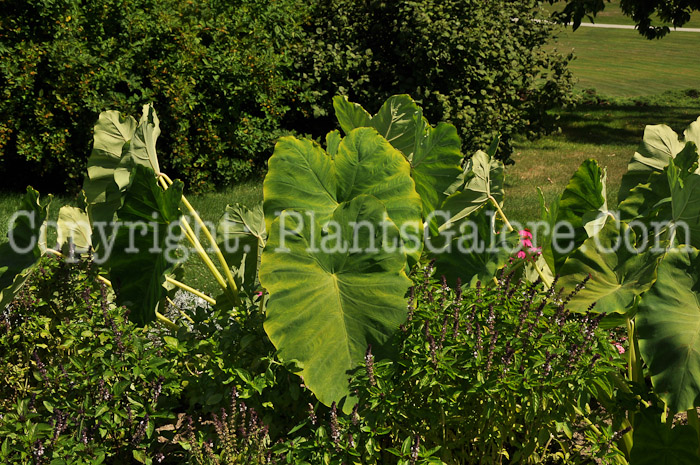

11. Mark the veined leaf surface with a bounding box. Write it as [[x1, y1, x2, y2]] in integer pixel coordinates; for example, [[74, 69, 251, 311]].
[[637, 247, 700, 413], [260, 195, 411, 409], [333, 95, 462, 219], [263, 128, 423, 262], [558, 220, 658, 315]]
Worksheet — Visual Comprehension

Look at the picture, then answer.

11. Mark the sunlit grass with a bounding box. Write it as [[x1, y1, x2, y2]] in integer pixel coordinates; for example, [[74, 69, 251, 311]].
[[504, 90, 700, 224], [553, 27, 700, 96]]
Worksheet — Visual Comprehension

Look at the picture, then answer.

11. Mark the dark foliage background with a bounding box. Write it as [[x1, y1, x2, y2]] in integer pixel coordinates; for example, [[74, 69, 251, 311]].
[[1, 0, 574, 193], [287, 0, 576, 162]]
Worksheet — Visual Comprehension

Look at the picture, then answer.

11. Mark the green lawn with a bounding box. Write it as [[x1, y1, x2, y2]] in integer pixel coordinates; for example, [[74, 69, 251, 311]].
[[504, 91, 700, 224], [552, 27, 700, 96]]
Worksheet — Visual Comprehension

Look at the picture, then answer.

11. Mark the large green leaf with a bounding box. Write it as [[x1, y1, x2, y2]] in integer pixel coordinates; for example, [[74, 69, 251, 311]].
[[683, 116, 700, 148], [410, 109, 462, 219], [56, 206, 92, 253], [129, 104, 161, 174], [630, 408, 700, 464], [620, 149, 700, 249], [665, 156, 700, 248], [333, 95, 462, 218], [0, 187, 51, 308], [83, 111, 137, 205], [618, 174, 668, 223], [558, 220, 659, 314], [83, 105, 162, 242], [109, 165, 183, 326], [438, 151, 504, 232], [538, 160, 608, 275], [334, 95, 418, 157], [619, 122, 698, 201], [429, 207, 519, 287], [217, 203, 266, 297], [260, 195, 411, 409], [263, 128, 423, 262], [637, 247, 700, 413]]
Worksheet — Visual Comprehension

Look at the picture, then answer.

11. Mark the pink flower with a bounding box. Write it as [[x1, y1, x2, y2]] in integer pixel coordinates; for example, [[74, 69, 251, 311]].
[[613, 343, 625, 354], [519, 229, 533, 240], [521, 238, 533, 248], [516, 251, 527, 259], [529, 247, 542, 256]]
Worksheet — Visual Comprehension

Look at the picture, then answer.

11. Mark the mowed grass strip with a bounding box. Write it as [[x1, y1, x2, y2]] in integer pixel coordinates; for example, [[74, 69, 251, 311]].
[[552, 26, 700, 96]]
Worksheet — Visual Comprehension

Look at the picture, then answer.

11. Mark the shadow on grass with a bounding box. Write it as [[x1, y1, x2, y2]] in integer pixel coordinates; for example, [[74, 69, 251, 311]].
[[556, 93, 700, 146]]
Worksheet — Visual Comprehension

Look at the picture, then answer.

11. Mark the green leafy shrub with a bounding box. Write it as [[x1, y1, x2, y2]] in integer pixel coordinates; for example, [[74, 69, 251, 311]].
[[162, 295, 317, 441], [0, 0, 306, 192], [279, 265, 626, 464], [288, 0, 576, 162], [0, 255, 183, 463]]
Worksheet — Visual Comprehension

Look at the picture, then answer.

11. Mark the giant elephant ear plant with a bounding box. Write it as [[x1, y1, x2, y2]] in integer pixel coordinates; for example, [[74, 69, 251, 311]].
[[4, 95, 700, 463]]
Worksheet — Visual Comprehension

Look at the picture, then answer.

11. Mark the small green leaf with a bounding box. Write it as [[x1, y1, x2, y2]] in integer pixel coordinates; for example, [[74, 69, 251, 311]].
[[132, 449, 150, 464]]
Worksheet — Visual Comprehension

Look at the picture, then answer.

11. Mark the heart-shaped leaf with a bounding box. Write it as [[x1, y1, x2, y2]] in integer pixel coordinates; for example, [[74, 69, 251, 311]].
[[129, 104, 161, 175], [637, 247, 700, 413], [439, 151, 504, 232], [56, 206, 92, 253], [260, 195, 411, 409], [410, 108, 462, 219], [263, 128, 423, 262], [619, 122, 700, 201], [620, 148, 700, 249], [83, 105, 163, 247], [109, 165, 183, 326], [558, 220, 659, 314], [83, 111, 136, 225], [538, 160, 608, 275], [334, 95, 418, 158]]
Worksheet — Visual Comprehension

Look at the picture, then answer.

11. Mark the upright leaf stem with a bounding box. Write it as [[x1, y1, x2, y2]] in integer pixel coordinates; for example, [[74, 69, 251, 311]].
[[159, 173, 241, 307], [488, 195, 513, 232], [156, 175, 231, 299], [164, 276, 217, 306]]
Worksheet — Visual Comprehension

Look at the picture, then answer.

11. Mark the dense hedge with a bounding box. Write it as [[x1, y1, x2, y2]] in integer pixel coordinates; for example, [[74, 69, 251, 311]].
[[0, 0, 306, 192], [289, 0, 576, 161], [1, 0, 574, 192]]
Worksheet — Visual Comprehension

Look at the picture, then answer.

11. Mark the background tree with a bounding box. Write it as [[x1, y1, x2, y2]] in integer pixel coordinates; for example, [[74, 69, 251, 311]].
[[287, 0, 576, 163], [550, 0, 700, 38]]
